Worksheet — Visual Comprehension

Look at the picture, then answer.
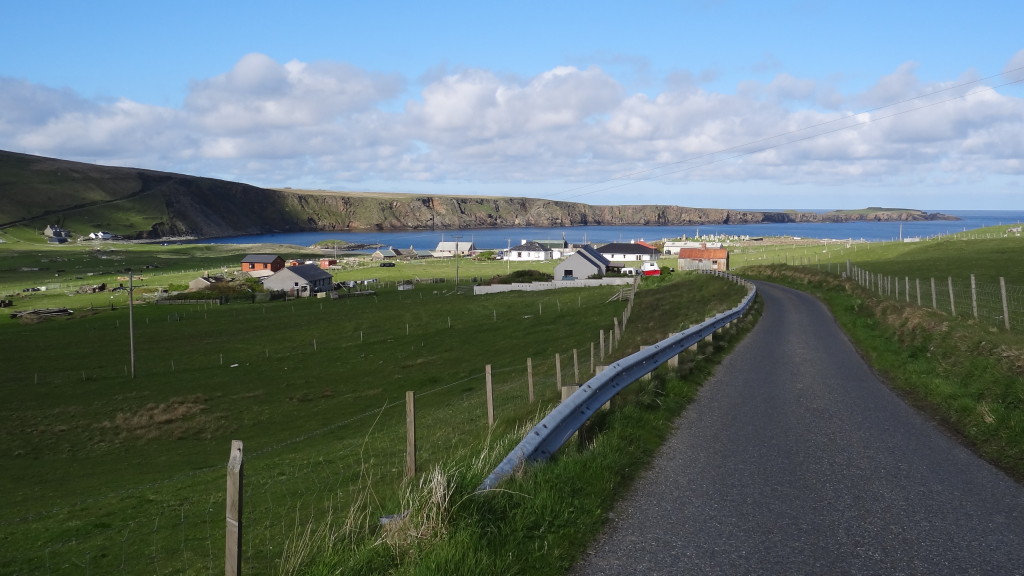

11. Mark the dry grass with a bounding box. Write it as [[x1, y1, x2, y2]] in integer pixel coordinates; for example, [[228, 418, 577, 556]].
[[97, 394, 221, 440]]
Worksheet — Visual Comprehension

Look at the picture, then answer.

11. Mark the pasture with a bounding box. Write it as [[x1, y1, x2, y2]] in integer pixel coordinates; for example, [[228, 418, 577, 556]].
[[0, 235, 745, 574]]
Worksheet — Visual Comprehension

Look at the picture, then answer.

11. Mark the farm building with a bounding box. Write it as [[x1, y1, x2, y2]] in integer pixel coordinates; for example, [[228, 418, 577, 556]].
[[262, 264, 334, 297], [663, 241, 722, 255], [596, 241, 660, 263], [188, 275, 227, 292], [371, 247, 398, 260], [43, 224, 69, 238], [554, 245, 611, 280], [677, 248, 729, 271], [432, 241, 476, 258], [506, 241, 552, 262], [241, 254, 285, 277]]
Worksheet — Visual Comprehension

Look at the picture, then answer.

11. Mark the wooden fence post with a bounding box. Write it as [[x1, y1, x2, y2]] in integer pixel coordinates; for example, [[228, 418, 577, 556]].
[[572, 349, 580, 384], [971, 274, 978, 319], [1001, 277, 1011, 331], [948, 277, 956, 316], [916, 278, 921, 306], [555, 354, 562, 389], [527, 357, 535, 403], [406, 391, 416, 477], [613, 317, 621, 344], [905, 277, 910, 303], [226, 440, 243, 576], [590, 342, 595, 374], [599, 330, 605, 360], [931, 278, 937, 309], [485, 364, 495, 427]]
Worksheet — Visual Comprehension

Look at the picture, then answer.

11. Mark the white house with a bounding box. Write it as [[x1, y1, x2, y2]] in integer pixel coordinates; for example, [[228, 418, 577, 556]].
[[506, 241, 552, 262], [596, 242, 661, 262]]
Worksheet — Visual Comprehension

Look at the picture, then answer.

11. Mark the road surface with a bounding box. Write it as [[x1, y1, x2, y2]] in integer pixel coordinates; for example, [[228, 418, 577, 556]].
[[570, 281, 1024, 575]]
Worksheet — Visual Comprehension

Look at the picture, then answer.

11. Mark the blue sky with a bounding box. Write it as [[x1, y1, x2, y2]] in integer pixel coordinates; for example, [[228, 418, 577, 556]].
[[2, 1, 1022, 209]]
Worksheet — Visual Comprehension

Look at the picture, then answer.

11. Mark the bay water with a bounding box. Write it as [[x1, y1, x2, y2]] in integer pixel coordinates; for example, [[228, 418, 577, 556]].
[[193, 210, 1024, 251]]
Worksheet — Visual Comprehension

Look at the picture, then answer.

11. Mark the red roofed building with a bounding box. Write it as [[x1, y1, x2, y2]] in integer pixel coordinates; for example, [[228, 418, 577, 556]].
[[677, 248, 729, 272]]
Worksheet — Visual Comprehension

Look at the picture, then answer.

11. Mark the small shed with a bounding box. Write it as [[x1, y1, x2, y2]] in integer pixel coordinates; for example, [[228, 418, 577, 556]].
[[262, 264, 334, 297], [554, 245, 611, 280], [677, 248, 730, 272]]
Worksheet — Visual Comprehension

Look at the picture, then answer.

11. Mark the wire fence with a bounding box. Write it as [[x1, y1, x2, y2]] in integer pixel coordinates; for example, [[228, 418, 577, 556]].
[[3, 287, 640, 575], [843, 264, 1022, 332]]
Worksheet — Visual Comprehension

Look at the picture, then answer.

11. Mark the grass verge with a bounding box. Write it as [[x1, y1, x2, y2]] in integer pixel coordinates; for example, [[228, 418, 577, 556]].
[[290, 279, 760, 575]]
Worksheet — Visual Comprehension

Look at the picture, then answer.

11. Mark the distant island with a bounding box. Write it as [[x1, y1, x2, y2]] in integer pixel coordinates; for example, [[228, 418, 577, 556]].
[[0, 150, 958, 240]]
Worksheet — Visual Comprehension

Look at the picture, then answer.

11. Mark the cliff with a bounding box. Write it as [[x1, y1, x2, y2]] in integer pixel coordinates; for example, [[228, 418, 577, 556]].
[[0, 150, 957, 239]]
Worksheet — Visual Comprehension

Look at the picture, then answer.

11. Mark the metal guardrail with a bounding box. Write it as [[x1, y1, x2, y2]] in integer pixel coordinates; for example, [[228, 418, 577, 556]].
[[478, 272, 756, 491]]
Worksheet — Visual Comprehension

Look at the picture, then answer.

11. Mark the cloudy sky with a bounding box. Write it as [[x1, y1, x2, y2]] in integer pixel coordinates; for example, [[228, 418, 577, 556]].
[[2, 1, 1022, 209]]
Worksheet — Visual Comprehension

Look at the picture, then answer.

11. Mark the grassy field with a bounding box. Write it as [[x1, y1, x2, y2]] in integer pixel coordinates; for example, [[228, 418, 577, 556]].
[[0, 235, 743, 575]]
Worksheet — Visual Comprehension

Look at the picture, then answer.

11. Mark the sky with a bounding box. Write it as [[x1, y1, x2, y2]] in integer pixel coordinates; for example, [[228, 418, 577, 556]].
[[1, 1, 1022, 210]]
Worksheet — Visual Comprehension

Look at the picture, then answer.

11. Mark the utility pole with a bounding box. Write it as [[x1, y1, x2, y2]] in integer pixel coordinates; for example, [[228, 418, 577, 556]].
[[453, 234, 462, 290], [128, 269, 136, 379]]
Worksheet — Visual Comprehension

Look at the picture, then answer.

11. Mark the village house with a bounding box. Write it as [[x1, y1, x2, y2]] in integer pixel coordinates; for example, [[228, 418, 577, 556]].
[[188, 275, 227, 292], [43, 224, 69, 239], [371, 247, 398, 261], [554, 245, 611, 280], [241, 254, 285, 278], [677, 247, 730, 272], [262, 264, 334, 297], [505, 241, 552, 262], [432, 241, 476, 258], [596, 241, 661, 263]]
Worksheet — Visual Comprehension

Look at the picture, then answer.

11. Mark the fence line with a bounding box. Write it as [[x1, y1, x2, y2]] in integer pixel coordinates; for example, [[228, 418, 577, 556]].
[[842, 263, 1021, 331]]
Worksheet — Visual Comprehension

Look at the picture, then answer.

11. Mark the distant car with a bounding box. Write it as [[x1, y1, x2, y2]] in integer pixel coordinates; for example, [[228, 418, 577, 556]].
[[379, 262, 396, 267]]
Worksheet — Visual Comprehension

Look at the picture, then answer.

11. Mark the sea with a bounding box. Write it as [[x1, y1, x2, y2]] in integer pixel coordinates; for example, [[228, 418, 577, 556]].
[[191, 210, 1024, 252]]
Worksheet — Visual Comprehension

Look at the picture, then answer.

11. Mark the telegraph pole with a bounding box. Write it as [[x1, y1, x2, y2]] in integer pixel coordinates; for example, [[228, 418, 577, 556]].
[[128, 269, 136, 379], [453, 235, 462, 290]]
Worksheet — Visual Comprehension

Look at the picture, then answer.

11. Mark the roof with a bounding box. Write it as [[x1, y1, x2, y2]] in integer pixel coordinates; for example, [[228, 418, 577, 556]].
[[282, 264, 334, 282], [241, 254, 282, 263], [434, 241, 475, 251], [597, 242, 660, 256], [572, 245, 611, 268], [511, 241, 550, 252], [677, 248, 729, 259]]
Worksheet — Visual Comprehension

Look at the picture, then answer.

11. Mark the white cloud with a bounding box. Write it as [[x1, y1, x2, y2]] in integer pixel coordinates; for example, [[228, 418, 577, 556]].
[[0, 52, 1021, 201]]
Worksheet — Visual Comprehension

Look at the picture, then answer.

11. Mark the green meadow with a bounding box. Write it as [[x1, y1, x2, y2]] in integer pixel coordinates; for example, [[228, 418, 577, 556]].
[[0, 231, 745, 575]]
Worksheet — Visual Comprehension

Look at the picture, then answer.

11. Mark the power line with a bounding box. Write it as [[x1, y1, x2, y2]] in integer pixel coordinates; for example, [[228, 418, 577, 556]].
[[549, 64, 1024, 201]]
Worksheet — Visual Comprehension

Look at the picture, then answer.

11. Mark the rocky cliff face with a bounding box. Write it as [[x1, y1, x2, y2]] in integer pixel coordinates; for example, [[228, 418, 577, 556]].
[[0, 150, 957, 239], [262, 193, 956, 236]]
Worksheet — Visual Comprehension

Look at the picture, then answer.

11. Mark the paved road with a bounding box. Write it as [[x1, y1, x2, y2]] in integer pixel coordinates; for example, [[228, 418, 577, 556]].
[[570, 281, 1024, 575]]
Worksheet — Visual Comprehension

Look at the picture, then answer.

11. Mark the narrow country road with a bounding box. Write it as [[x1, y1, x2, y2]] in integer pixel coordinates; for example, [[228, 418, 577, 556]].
[[570, 281, 1024, 576]]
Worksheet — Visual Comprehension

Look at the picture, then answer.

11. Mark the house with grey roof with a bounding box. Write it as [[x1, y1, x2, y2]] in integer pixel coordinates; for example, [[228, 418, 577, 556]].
[[554, 245, 611, 280], [506, 241, 552, 262], [432, 241, 476, 257], [262, 264, 334, 297]]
